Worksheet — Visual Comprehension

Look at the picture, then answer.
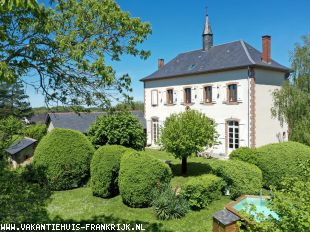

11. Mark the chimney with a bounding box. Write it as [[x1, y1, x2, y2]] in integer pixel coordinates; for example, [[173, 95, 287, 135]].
[[262, 35, 271, 64], [158, 58, 164, 69]]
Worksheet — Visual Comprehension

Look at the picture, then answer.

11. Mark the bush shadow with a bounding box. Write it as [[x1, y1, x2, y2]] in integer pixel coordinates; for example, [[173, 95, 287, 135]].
[[171, 161, 212, 177]]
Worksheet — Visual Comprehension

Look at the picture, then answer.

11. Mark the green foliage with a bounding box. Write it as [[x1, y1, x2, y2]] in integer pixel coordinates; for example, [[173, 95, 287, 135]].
[[205, 159, 262, 199], [90, 145, 134, 198], [0, 116, 24, 152], [88, 112, 146, 150], [33, 129, 95, 190], [272, 35, 310, 146], [230, 147, 258, 162], [231, 141, 310, 188], [0, 0, 151, 107], [0, 0, 39, 10], [113, 101, 144, 112], [0, 164, 51, 224], [161, 110, 218, 174], [0, 81, 32, 119], [119, 152, 172, 208], [181, 174, 225, 210], [151, 183, 189, 220], [23, 124, 47, 141], [239, 160, 310, 232]]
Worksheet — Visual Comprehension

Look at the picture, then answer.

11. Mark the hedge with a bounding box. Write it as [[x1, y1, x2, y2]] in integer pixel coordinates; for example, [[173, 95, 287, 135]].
[[90, 145, 134, 198], [229, 147, 258, 163], [231, 142, 310, 188], [119, 152, 172, 208], [33, 129, 94, 190], [205, 159, 262, 199], [181, 174, 225, 209]]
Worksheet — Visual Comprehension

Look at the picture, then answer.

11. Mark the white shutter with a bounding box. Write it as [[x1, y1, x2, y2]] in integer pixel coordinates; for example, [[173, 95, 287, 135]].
[[191, 87, 196, 103], [151, 90, 158, 106], [173, 90, 177, 104], [237, 84, 243, 103], [212, 85, 217, 103], [222, 85, 227, 103], [162, 91, 167, 105], [199, 87, 204, 103], [146, 120, 152, 145]]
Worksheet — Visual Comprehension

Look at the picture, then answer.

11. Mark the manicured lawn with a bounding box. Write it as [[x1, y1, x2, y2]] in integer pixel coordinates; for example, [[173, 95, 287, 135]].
[[47, 149, 231, 231], [47, 187, 230, 232]]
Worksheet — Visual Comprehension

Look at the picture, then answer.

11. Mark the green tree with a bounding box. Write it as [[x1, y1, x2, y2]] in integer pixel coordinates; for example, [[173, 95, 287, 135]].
[[272, 35, 310, 145], [160, 110, 217, 175], [0, 0, 38, 10], [88, 111, 146, 150], [0, 81, 32, 119], [0, 0, 151, 108], [0, 116, 24, 154]]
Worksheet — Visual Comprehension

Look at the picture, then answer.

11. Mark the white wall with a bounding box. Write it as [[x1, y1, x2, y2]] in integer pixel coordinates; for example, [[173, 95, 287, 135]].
[[255, 69, 288, 147], [144, 69, 251, 155]]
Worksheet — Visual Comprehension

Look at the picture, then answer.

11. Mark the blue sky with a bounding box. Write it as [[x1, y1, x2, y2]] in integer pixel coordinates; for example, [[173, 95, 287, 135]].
[[28, 0, 310, 107]]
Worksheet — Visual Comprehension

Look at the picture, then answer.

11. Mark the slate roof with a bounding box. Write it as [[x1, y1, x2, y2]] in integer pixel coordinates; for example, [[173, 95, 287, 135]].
[[47, 111, 146, 133], [213, 209, 240, 226], [29, 113, 48, 124], [141, 40, 290, 81], [6, 137, 37, 155]]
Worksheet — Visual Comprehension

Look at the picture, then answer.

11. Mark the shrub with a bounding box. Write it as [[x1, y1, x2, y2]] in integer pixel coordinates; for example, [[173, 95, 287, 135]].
[[23, 124, 47, 141], [229, 147, 257, 162], [119, 152, 172, 208], [181, 174, 225, 209], [151, 183, 189, 220], [90, 145, 134, 198], [205, 159, 262, 199], [33, 129, 94, 190], [88, 112, 146, 150], [231, 141, 310, 188]]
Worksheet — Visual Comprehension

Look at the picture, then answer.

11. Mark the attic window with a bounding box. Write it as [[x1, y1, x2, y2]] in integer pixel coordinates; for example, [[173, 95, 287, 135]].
[[188, 64, 196, 71]]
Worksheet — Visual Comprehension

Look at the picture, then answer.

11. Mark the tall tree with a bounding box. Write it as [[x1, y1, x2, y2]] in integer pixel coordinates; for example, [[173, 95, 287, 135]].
[[160, 110, 218, 175], [0, 0, 151, 108], [272, 35, 310, 145], [0, 0, 38, 10], [0, 80, 32, 119]]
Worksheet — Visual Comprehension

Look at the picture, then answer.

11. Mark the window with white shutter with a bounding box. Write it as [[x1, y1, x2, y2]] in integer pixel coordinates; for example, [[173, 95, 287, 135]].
[[151, 90, 158, 106]]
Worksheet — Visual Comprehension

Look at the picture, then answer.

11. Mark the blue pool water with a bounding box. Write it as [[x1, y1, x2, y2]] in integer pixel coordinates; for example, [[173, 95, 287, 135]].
[[233, 197, 279, 222]]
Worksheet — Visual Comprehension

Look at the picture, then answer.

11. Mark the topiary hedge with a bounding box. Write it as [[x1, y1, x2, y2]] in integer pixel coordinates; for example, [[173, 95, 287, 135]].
[[181, 174, 226, 210], [33, 129, 94, 190], [229, 147, 257, 162], [119, 152, 172, 208], [231, 142, 310, 188], [90, 145, 134, 198], [205, 159, 262, 199]]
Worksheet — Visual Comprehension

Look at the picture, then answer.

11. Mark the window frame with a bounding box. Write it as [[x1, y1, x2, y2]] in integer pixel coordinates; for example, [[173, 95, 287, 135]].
[[227, 83, 238, 103], [166, 88, 174, 105], [204, 85, 213, 103], [184, 87, 192, 104]]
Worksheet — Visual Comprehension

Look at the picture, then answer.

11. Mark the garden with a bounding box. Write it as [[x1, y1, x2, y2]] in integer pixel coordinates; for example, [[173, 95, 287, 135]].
[[1, 110, 309, 232]]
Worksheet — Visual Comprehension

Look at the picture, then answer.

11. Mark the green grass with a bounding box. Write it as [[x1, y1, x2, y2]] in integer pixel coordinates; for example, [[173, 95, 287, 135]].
[[47, 187, 230, 232], [46, 149, 231, 231]]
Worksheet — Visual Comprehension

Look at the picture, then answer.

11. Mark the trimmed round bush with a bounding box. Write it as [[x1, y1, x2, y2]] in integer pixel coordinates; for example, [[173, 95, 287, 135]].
[[229, 147, 257, 162], [119, 152, 172, 208], [231, 142, 310, 188], [205, 159, 262, 199], [91, 145, 134, 198], [181, 174, 226, 210], [33, 128, 94, 190]]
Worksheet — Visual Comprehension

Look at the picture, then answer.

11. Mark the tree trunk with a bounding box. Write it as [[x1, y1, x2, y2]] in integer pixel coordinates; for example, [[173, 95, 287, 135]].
[[182, 157, 187, 176]]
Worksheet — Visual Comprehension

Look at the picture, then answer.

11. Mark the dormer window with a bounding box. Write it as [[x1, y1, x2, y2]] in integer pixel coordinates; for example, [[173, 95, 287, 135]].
[[184, 88, 191, 104], [228, 84, 237, 102], [204, 86, 212, 103]]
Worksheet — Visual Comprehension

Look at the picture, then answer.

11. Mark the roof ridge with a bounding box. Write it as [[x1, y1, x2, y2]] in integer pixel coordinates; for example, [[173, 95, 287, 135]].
[[240, 40, 255, 64]]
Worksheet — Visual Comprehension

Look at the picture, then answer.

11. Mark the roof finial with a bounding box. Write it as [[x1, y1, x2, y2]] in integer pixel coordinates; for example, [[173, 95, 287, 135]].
[[202, 6, 213, 51], [205, 5, 208, 15]]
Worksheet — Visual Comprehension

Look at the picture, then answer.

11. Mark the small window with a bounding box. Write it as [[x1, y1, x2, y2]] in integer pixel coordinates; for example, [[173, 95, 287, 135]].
[[228, 84, 237, 102], [151, 90, 158, 106], [228, 121, 239, 149], [166, 89, 173, 105], [204, 86, 212, 103], [184, 88, 191, 104]]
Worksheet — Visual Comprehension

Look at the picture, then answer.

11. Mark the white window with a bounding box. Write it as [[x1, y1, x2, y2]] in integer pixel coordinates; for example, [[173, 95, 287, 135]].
[[152, 119, 159, 144], [151, 90, 158, 106], [228, 121, 239, 151]]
